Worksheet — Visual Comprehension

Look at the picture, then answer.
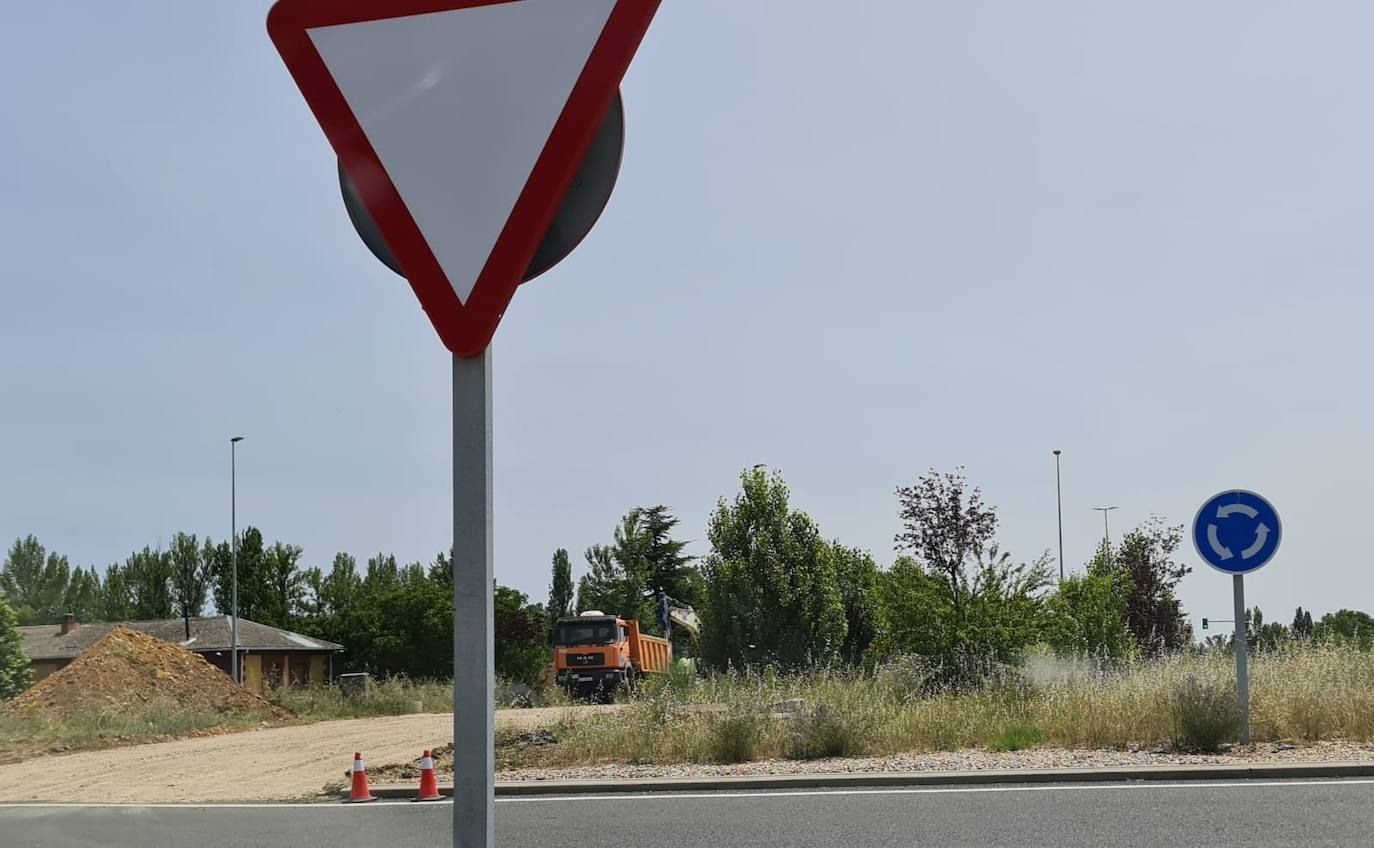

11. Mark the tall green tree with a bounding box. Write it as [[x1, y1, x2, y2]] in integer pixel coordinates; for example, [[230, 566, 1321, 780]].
[[547, 548, 574, 636], [873, 555, 947, 660], [946, 544, 1052, 676], [428, 550, 452, 589], [297, 566, 326, 623], [98, 561, 135, 621], [1043, 568, 1133, 659], [262, 542, 305, 628], [63, 567, 103, 623], [574, 507, 700, 636], [1314, 609, 1374, 649], [0, 594, 32, 700], [576, 516, 649, 627], [1291, 606, 1315, 640], [1, 536, 72, 624], [207, 528, 270, 621], [125, 547, 176, 620], [574, 542, 640, 622], [356, 573, 452, 678], [169, 533, 210, 635], [322, 553, 361, 615], [831, 542, 881, 665], [637, 506, 699, 605], [363, 553, 400, 592], [698, 468, 847, 671]]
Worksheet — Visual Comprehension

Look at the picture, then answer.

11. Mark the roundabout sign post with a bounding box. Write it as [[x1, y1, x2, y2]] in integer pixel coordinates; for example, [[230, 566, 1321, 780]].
[[1192, 489, 1283, 745]]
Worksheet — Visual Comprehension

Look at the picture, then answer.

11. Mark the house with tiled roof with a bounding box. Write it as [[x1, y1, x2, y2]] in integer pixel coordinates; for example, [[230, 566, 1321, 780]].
[[19, 613, 343, 694]]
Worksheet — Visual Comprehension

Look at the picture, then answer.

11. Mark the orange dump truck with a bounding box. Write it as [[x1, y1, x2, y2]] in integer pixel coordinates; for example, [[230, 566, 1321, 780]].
[[553, 611, 671, 699]]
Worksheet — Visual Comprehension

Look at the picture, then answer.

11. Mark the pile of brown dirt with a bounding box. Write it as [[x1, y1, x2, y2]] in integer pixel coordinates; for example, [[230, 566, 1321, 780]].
[[7, 626, 291, 721]]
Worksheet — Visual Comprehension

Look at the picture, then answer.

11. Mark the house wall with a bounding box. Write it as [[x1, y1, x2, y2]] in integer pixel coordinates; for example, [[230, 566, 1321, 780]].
[[243, 653, 263, 694], [309, 654, 327, 685], [29, 659, 68, 682], [258, 652, 291, 689], [245, 651, 333, 691], [199, 650, 333, 691]]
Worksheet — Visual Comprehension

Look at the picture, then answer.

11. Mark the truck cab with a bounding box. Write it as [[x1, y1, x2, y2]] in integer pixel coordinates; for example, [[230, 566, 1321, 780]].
[[553, 611, 670, 700]]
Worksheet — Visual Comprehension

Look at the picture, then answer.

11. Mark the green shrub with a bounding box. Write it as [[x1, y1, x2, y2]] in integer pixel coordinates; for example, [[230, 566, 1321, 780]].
[[0, 697, 271, 761], [989, 721, 1044, 752], [639, 659, 698, 700], [710, 713, 765, 763], [266, 677, 452, 720], [787, 703, 869, 760], [1171, 676, 1240, 752], [873, 655, 934, 702]]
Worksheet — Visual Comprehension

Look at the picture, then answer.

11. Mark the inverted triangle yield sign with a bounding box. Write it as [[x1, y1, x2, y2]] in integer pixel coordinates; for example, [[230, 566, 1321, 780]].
[[268, 0, 660, 357]]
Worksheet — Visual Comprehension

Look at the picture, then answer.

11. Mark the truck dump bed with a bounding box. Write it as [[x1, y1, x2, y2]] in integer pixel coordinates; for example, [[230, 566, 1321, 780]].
[[626, 620, 671, 674]]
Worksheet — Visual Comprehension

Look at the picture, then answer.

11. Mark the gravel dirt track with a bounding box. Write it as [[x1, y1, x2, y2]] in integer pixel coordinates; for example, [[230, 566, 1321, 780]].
[[0, 707, 614, 803]]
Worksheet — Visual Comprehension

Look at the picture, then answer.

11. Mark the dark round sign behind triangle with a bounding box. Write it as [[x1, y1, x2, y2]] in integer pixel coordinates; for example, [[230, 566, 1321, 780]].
[[338, 91, 625, 284]]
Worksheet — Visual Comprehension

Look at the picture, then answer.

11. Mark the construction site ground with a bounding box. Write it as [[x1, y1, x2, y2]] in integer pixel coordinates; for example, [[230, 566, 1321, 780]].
[[2, 706, 1371, 804], [0, 707, 619, 804]]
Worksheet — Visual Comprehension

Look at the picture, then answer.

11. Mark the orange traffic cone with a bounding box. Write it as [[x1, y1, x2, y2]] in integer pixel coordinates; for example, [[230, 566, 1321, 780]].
[[413, 749, 442, 802], [346, 751, 377, 803]]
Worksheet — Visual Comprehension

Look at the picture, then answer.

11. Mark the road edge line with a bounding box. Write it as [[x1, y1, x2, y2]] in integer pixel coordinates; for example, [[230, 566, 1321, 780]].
[[355, 761, 1374, 798]]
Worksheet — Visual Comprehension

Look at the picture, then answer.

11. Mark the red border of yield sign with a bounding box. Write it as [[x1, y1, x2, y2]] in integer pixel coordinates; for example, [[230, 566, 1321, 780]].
[[267, 0, 660, 357]]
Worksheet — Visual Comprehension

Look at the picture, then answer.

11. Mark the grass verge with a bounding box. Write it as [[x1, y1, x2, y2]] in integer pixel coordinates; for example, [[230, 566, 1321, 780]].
[[510, 643, 1374, 767], [265, 677, 455, 720], [0, 697, 275, 763], [0, 674, 569, 762]]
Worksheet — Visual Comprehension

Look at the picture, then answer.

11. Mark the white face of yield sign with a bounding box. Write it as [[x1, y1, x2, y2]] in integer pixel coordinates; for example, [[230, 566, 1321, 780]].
[[268, 0, 661, 357]]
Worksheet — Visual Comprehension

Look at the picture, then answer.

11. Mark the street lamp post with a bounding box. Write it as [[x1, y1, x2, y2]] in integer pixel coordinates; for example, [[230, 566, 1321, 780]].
[[1093, 505, 1118, 565], [230, 436, 244, 684], [1053, 450, 1064, 582]]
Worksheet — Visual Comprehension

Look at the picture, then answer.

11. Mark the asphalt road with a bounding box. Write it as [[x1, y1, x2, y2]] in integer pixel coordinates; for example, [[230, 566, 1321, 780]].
[[2, 779, 1372, 848]]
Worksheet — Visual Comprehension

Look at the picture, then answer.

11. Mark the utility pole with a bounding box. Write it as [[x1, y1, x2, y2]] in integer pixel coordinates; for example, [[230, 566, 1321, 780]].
[[1093, 505, 1118, 565], [1053, 450, 1065, 582], [230, 435, 244, 684]]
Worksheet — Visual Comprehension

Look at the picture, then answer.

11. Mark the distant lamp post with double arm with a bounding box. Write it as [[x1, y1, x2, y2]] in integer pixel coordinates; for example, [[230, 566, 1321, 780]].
[[1093, 505, 1118, 566], [230, 436, 244, 684]]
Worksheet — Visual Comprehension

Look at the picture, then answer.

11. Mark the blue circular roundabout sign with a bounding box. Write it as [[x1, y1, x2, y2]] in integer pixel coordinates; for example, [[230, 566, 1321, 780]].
[[1191, 489, 1282, 575]]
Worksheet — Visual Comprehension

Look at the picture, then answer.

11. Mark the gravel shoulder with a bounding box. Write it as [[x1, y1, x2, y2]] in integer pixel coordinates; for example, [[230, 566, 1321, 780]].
[[493, 740, 1374, 783], [0, 707, 616, 804]]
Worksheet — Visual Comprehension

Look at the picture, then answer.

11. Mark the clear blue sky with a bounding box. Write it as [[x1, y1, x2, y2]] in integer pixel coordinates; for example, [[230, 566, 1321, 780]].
[[2, 1, 1371, 629]]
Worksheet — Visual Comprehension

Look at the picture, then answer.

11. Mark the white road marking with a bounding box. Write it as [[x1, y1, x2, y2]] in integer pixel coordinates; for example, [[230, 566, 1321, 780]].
[[498, 777, 1374, 803], [0, 778, 1371, 809], [0, 800, 441, 809]]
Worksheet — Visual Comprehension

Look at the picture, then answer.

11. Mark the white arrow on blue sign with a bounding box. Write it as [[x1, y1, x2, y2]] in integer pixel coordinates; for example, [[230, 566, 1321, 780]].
[[1191, 489, 1282, 574]]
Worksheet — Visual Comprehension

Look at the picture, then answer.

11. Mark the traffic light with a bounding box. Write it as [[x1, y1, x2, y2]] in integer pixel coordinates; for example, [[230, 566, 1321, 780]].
[[1202, 618, 1209, 630]]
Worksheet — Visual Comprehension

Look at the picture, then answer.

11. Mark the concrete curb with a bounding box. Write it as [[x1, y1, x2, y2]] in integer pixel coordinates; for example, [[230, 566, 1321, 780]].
[[358, 761, 1374, 799]]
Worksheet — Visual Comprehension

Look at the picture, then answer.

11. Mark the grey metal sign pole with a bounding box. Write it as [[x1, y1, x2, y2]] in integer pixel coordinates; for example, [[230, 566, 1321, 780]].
[[452, 350, 494, 847], [1192, 489, 1280, 748], [1232, 574, 1250, 744]]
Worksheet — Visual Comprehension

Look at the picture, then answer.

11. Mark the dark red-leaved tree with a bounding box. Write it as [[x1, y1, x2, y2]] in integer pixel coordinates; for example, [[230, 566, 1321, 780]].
[[1101, 517, 1191, 655], [894, 468, 998, 617]]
